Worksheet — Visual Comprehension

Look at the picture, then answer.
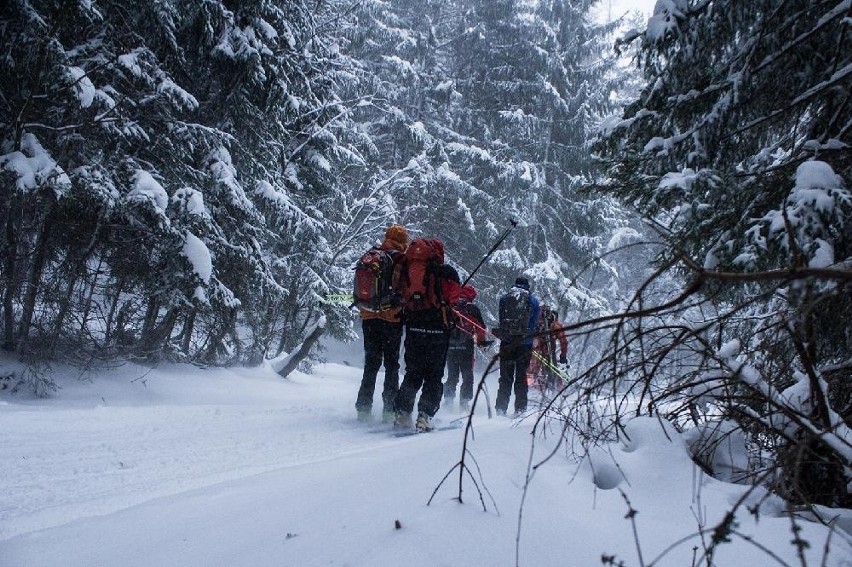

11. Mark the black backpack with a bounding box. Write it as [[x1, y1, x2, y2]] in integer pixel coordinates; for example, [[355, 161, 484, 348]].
[[499, 288, 531, 336], [352, 247, 398, 311]]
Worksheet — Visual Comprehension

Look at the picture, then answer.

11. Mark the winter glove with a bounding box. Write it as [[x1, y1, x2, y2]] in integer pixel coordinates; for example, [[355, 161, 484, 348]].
[[559, 356, 568, 365]]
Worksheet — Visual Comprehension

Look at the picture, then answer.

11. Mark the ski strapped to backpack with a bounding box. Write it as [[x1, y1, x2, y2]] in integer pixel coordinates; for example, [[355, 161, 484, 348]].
[[530, 348, 571, 385], [352, 247, 400, 311], [536, 306, 559, 359], [538, 306, 557, 333]]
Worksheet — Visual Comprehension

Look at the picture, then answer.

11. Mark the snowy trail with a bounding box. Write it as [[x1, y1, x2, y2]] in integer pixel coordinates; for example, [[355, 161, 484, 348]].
[[0, 360, 528, 567], [1, 409, 518, 567], [0, 361, 466, 542], [2, 406, 388, 539], [2, 358, 850, 567]]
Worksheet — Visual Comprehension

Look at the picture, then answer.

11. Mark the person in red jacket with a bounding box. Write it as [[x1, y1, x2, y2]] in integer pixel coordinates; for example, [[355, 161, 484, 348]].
[[527, 304, 569, 393], [444, 284, 488, 412]]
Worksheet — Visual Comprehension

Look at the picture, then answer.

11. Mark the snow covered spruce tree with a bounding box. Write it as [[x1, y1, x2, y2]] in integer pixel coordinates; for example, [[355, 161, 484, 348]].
[[314, 0, 420, 312], [0, 1, 351, 371], [334, 0, 498, 277], [591, 0, 851, 507], [338, 0, 631, 328], [183, 0, 364, 365]]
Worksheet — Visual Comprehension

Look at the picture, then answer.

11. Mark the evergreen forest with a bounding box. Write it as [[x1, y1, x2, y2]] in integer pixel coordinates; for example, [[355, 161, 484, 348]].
[[2, 0, 850, 511]]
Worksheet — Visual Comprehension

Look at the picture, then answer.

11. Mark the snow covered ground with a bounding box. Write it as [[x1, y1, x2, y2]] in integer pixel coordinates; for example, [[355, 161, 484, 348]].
[[1, 347, 850, 567]]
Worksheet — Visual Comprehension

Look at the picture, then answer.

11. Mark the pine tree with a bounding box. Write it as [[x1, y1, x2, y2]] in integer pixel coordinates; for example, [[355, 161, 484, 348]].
[[593, 0, 851, 506], [0, 0, 351, 368], [339, 0, 630, 328]]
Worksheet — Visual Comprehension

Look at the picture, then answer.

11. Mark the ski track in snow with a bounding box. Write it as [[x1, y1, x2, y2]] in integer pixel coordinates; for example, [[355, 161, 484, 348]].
[[0, 363, 460, 541]]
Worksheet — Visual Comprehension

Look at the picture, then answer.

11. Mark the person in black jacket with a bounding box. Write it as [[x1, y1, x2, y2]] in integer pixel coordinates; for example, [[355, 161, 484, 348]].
[[495, 276, 540, 417], [444, 284, 487, 412], [392, 238, 462, 432]]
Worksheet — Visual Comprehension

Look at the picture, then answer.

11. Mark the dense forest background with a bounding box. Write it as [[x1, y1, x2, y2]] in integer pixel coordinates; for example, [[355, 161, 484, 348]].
[[2, 0, 850, 510], [1, 0, 641, 369]]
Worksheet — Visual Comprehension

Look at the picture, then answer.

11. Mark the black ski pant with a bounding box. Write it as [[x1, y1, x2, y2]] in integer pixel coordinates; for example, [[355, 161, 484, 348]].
[[355, 318, 403, 414], [496, 341, 533, 414], [445, 346, 475, 402], [394, 325, 450, 418]]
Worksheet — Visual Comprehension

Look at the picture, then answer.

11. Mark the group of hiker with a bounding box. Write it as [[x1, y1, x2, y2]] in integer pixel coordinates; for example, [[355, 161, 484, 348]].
[[353, 224, 569, 432]]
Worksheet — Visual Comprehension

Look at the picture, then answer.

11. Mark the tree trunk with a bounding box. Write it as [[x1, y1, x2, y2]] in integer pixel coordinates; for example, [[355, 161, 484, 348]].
[[141, 305, 179, 357], [181, 308, 197, 355], [78, 255, 105, 335], [138, 298, 160, 353], [73, 212, 107, 338], [104, 276, 126, 346], [16, 195, 55, 352], [248, 301, 278, 365], [53, 246, 104, 351], [275, 299, 297, 356], [201, 308, 237, 364], [273, 317, 326, 378], [1, 194, 18, 351]]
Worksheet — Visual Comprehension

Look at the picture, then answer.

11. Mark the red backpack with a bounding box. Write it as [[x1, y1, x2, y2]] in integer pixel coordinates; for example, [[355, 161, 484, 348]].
[[353, 247, 399, 311], [400, 238, 444, 312]]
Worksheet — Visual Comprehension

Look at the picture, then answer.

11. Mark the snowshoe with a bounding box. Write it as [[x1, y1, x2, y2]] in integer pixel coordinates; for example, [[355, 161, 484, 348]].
[[394, 411, 413, 430]]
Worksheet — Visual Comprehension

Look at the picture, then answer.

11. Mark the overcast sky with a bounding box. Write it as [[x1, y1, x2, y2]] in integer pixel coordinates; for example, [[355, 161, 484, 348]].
[[595, 0, 657, 22]]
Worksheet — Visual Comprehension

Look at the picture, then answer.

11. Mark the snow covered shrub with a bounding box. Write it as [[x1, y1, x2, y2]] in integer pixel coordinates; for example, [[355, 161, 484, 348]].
[[683, 419, 751, 484], [588, 0, 851, 508]]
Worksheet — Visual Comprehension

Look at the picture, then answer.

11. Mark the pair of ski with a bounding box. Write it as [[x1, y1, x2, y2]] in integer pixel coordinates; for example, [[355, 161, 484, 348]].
[[368, 417, 464, 437]]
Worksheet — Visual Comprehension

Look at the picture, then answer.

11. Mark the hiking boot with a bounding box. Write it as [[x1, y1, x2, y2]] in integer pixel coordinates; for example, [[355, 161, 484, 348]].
[[459, 400, 470, 412], [415, 411, 433, 432], [496, 408, 507, 417], [357, 410, 371, 423], [511, 408, 527, 419], [382, 409, 395, 424], [394, 411, 413, 429]]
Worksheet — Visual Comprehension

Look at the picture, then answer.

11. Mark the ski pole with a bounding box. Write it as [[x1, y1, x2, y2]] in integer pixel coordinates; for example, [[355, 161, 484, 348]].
[[460, 219, 518, 287]]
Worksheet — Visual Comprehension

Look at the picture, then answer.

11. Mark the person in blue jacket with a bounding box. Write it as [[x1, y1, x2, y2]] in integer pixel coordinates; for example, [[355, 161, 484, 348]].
[[494, 276, 540, 416]]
